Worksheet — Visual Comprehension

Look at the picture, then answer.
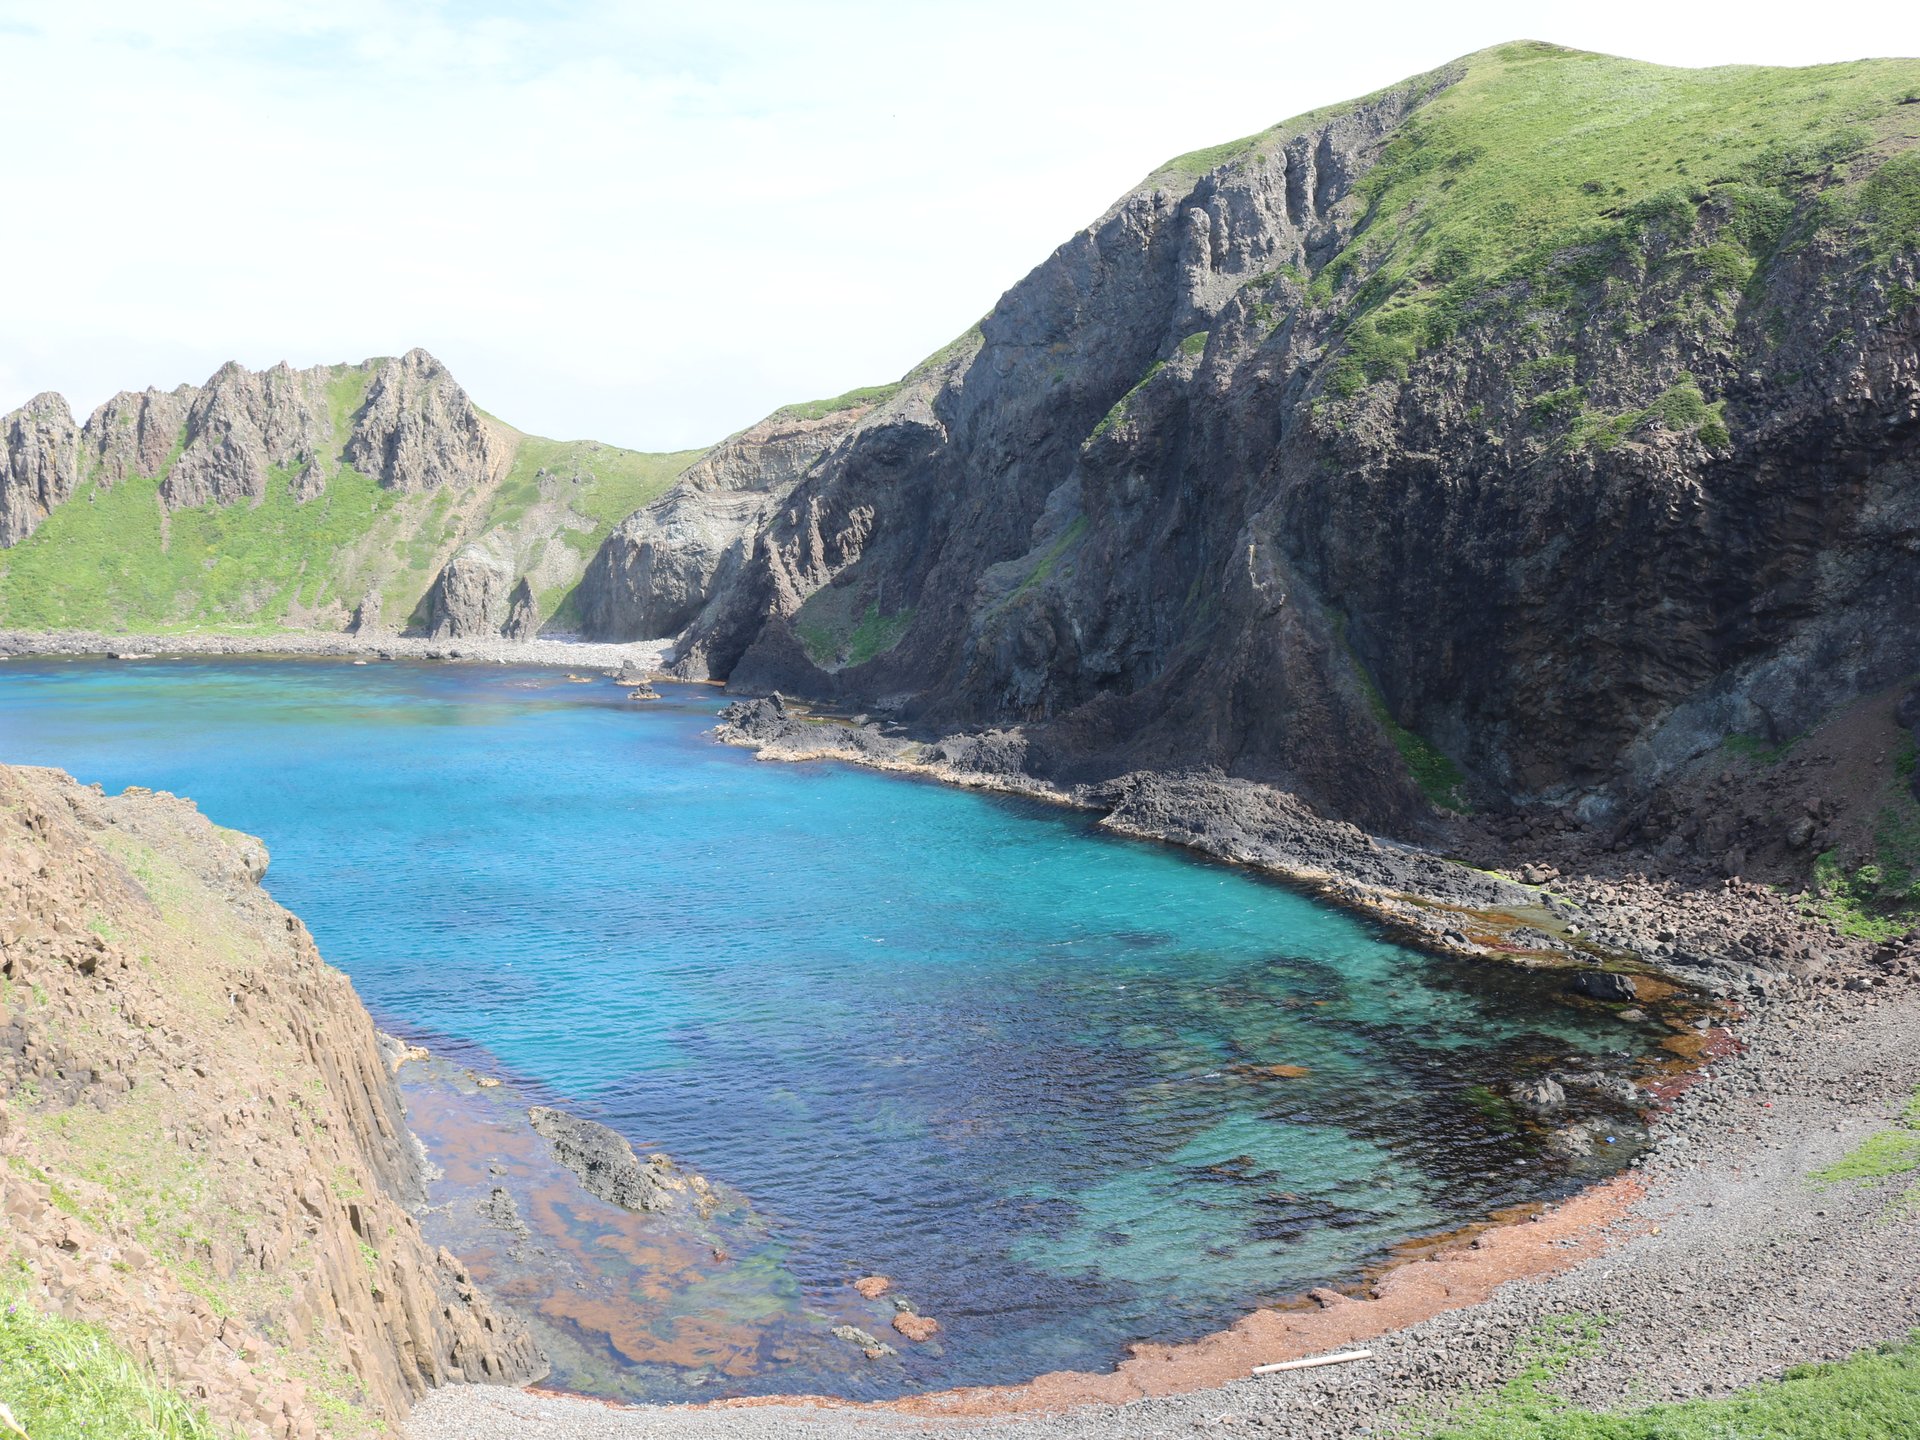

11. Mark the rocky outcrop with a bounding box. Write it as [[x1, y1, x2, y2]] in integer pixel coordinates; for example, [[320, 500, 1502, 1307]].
[[83, 385, 194, 488], [502, 577, 539, 640], [0, 392, 79, 545], [163, 361, 337, 507], [579, 45, 1920, 840], [343, 348, 503, 493], [526, 1106, 718, 1218], [0, 766, 543, 1437], [574, 403, 878, 658], [424, 544, 514, 639]]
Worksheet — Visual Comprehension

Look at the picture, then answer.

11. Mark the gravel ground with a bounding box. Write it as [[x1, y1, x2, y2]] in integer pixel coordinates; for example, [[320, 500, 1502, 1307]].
[[409, 977, 1920, 1439], [0, 628, 671, 671]]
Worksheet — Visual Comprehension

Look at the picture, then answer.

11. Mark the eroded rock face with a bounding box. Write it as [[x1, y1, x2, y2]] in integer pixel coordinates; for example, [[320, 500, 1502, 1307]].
[[344, 348, 502, 493], [0, 766, 544, 1437], [423, 544, 514, 639], [502, 577, 539, 640], [574, 405, 874, 657], [83, 385, 194, 489], [0, 392, 79, 546]]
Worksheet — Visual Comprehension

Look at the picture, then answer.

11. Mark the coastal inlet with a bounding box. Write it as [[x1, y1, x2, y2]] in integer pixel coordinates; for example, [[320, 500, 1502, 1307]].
[[0, 658, 1679, 1400]]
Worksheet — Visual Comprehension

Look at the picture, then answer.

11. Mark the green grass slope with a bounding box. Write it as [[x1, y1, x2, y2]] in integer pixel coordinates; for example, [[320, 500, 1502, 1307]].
[[1416, 1315, 1920, 1439], [1187, 42, 1920, 400]]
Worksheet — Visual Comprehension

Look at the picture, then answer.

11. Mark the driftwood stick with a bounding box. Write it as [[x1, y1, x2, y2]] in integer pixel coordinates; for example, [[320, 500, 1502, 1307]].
[[1251, 1348, 1374, 1376]]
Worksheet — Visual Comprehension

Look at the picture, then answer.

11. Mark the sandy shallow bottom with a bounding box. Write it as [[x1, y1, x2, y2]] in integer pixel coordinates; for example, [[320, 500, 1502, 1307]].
[[409, 978, 1920, 1439]]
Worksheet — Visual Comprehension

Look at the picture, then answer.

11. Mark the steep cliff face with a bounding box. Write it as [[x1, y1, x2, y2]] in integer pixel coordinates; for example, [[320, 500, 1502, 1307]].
[[424, 543, 515, 638], [582, 43, 1920, 832], [0, 352, 700, 637], [0, 765, 542, 1438]]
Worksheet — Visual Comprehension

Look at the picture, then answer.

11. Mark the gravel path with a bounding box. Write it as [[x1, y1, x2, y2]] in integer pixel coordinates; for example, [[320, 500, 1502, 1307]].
[[409, 978, 1920, 1439]]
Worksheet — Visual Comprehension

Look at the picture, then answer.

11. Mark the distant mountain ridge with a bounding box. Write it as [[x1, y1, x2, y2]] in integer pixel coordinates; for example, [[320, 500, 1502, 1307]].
[[0, 348, 700, 636]]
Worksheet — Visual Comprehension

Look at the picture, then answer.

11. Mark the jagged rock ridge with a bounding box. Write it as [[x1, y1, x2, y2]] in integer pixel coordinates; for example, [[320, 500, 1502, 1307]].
[[0, 351, 700, 638]]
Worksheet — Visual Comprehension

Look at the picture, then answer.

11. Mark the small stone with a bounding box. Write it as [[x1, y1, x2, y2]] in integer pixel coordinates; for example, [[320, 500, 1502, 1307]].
[[853, 1274, 891, 1299]]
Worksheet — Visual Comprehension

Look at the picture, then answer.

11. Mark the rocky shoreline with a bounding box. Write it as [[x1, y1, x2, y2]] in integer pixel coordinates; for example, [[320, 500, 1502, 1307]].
[[0, 627, 672, 671], [707, 694, 1901, 1004]]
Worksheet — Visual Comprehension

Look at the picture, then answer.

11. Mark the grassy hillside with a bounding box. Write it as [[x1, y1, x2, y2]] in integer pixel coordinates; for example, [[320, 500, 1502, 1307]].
[[1422, 1314, 1920, 1439], [0, 369, 703, 637], [1267, 43, 1920, 398]]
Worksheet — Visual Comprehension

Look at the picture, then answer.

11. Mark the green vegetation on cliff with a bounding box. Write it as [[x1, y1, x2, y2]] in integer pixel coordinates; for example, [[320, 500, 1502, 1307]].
[[0, 365, 704, 637], [0, 463, 401, 633], [771, 382, 902, 424], [0, 1267, 221, 1440], [472, 435, 701, 630]]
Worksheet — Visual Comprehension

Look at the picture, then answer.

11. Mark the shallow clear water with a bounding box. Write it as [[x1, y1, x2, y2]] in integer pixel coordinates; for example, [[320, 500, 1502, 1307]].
[[0, 658, 1651, 1397]]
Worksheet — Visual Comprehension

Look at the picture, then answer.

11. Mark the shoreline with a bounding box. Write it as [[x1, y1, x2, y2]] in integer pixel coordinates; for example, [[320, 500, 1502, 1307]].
[[414, 973, 1920, 1438], [0, 626, 672, 671], [704, 694, 1830, 1003]]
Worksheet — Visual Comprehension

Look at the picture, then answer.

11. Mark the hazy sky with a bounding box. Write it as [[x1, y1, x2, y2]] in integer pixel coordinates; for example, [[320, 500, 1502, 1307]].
[[3, 2, 1916, 451]]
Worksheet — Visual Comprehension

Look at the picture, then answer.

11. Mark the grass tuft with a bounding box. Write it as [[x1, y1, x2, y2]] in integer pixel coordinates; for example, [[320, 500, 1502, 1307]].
[[0, 1267, 226, 1439]]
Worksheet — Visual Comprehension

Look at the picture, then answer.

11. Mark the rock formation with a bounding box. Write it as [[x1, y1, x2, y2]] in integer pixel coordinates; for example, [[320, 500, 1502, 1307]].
[[0, 350, 691, 637], [526, 1105, 719, 1218], [423, 543, 514, 639], [0, 392, 78, 546], [84, 384, 194, 489], [575, 401, 880, 652], [0, 765, 544, 1437], [343, 348, 505, 493], [163, 361, 337, 507]]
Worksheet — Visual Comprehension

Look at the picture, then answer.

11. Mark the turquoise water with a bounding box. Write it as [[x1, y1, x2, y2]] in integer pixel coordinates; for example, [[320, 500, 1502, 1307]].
[[0, 658, 1652, 1397]]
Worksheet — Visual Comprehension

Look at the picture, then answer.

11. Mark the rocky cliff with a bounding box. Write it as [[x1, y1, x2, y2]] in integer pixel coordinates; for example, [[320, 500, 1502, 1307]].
[[0, 350, 700, 639], [0, 765, 543, 1437], [576, 43, 1920, 843]]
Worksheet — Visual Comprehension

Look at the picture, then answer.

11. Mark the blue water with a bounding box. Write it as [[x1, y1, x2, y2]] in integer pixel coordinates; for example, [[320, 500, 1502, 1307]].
[[0, 658, 1652, 1395]]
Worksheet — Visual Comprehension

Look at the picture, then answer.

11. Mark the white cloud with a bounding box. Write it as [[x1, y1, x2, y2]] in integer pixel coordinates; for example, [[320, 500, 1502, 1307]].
[[2, 0, 1916, 450]]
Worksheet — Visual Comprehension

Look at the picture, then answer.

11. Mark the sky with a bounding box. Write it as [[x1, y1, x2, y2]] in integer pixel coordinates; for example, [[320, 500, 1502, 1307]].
[[2, 2, 1917, 452]]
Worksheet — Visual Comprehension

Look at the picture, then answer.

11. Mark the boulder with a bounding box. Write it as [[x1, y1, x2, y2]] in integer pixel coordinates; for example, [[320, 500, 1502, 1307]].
[[1572, 969, 1639, 1002]]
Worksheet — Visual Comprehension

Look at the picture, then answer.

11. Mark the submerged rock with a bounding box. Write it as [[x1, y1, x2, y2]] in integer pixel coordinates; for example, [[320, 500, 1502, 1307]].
[[1508, 1076, 1568, 1118], [478, 1186, 531, 1237]]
